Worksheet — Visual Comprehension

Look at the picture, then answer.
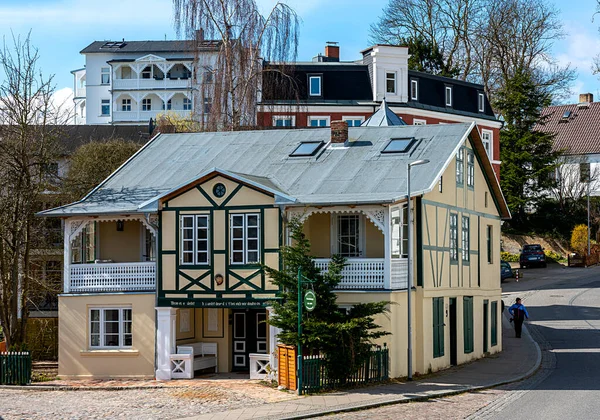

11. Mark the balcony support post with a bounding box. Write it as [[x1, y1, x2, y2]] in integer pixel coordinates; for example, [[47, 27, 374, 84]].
[[63, 220, 71, 293], [383, 207, 391, 290], [156, 307, 177, 380]]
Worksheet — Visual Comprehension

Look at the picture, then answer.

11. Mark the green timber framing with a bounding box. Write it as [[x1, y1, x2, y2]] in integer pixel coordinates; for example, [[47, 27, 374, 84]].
[[157, 174, 283, 308]]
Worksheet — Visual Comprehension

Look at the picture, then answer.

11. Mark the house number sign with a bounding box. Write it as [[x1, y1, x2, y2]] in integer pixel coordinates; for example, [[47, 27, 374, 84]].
[[304, 290, 317, 312]]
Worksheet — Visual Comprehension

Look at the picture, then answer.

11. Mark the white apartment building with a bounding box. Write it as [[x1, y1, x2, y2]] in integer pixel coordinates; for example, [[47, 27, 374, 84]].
[[73, 37, 219, 125]]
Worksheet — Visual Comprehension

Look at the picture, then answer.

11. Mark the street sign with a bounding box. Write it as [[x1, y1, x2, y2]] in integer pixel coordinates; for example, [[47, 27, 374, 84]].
[[304, 290, 317, 312]]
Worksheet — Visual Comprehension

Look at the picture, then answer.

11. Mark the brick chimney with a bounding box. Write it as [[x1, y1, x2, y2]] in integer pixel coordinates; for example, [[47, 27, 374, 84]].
[[331, 120, 348, 143], [195, 28, 205, 42], [325, 42, 339, 61], [579, 93, 593, 103]]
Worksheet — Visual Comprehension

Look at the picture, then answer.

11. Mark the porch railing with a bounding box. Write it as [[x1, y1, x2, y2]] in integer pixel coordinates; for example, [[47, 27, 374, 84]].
[[314, 258, 385, 290], [69, 262, 156, 293]]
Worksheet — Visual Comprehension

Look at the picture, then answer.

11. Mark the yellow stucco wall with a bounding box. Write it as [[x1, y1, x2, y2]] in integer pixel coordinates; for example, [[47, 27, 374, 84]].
[[58, 293, 155, 379], [99, 221, 142, 262]]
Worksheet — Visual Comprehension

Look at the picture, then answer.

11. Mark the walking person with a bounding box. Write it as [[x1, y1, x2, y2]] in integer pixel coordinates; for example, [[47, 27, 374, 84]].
[[508, 297, 529, 338]]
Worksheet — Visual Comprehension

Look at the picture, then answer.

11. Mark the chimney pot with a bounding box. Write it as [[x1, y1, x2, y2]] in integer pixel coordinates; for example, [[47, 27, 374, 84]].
[[579, 93, 593, 103], [331, 120, 348, 143], [196, 28, 205, 42]]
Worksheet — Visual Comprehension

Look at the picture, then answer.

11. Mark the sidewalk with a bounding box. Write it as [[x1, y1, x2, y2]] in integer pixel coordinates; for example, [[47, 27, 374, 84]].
[[184, 316, 541, 420]]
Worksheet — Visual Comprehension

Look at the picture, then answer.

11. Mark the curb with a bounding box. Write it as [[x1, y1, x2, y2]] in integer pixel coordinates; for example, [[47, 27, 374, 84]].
[[275, 316, 543, 420], [0, 384, 182, 391]]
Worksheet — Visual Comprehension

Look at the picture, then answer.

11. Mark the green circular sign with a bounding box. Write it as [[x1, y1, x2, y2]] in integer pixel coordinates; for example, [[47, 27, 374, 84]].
[[304, 290, 317, 312]]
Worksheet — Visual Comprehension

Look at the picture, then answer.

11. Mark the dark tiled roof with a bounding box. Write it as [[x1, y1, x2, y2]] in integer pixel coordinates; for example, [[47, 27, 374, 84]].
[[538, 102, 600, 155], [80, 40, 220, 54]]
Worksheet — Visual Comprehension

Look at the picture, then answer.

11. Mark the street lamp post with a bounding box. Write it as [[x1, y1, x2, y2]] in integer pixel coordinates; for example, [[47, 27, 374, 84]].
[[406, 159, 430, 381]]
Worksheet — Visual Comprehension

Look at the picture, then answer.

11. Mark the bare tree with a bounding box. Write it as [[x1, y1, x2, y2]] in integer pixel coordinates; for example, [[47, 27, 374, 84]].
[[550, 155, 600, 210], [0, 33, 66, 349], [173, 0, 300, 130]]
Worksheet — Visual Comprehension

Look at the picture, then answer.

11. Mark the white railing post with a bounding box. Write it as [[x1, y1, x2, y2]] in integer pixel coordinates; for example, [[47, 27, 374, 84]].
[[63, 220, 71, 293], [156, 307, 177, 380], [383, 207, 391, 289]]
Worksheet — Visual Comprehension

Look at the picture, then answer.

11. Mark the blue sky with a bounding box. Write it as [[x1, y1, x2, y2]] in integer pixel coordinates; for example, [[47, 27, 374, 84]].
[[0, 0, 599, 104]]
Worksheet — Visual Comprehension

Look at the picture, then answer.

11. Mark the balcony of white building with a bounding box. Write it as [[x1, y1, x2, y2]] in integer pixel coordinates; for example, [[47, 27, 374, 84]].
[[112, 92, 194, 123]]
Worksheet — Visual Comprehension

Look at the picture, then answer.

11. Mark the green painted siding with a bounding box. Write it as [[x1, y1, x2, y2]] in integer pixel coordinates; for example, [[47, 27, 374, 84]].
[[433, 297, 445, 358], [491, 301, 498, 346], [463, 296, 474, 354]]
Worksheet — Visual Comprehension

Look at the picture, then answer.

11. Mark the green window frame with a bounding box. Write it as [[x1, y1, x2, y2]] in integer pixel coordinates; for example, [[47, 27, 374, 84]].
[[433, 297, 445, 358], [462, 216, 470, 262], [463, 296, 474, 354], [491, 301, 498, 346], [450, 213, 458, 262]]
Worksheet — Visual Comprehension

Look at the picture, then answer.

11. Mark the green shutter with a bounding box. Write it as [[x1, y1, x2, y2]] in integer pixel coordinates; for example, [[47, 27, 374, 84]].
[[433, 298, 445, 358], [491, 301, 498, 346], [463, 296, 474, 354]]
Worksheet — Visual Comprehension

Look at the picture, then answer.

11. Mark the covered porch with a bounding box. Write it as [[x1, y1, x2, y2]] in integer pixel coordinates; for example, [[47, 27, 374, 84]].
[[63, 215, 158, 293]]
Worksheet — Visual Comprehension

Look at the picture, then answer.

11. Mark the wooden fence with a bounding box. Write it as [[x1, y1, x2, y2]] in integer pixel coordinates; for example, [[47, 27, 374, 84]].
[[301, 345, 389, 394], [0, 352, 32, 385]]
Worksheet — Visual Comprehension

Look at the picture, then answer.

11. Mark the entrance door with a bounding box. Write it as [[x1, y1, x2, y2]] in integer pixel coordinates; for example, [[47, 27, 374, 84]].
[[483, 300, 489, 353], [232, 309, 268, 371], [449, 298, 457, 366]]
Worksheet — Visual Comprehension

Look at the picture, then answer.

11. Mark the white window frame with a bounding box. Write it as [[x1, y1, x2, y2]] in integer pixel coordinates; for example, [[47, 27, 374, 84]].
[[478, 92, 485, 112], [89, 307, 132, 349], [462, 216, 470, 262], [445, 86, 453, 107], [183, 97, 192, 111], [390, 205, 409, 258], [467, 151, 475, 188], [272, 115, 296, 127], [180, 214, 211, 265], [481, 129, 493, 159], [122, 98, 132, 112], [450, 213, 458, 261], [410, 79, 418, 100], [342, 116, 365, 127], [309, 75, 322, 96], [413, 119, 426, 126], [100, 99, 110, 116], [386, 71, 397, 94], [308, 115, 330, 127], [142, 98, 152, 111], [101, 67, 110, 85], [230, 213, 261, 265], [331, 214, 365, 258], [456, 148, 464, 185]]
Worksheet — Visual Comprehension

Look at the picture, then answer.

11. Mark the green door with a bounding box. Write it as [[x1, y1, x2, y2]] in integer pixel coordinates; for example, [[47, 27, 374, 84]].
[[433, 298, 445, 358]]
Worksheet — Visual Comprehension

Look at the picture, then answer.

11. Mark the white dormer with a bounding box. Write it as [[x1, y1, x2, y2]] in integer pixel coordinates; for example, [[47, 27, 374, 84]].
[[365, 45, 410, 103]]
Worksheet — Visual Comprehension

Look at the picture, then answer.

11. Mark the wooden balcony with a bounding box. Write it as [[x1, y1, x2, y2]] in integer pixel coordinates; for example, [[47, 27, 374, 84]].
[[69, 262, 156, 293], [314, 258, 385, 290]]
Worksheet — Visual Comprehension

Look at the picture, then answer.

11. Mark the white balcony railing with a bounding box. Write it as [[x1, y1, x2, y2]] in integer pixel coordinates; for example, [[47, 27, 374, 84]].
[[69, 262, 156, 293], [113, 109, 192, 122], [113, 78, 191, 90], [75, 87, 86, 98], [314, 258, 385, 290]]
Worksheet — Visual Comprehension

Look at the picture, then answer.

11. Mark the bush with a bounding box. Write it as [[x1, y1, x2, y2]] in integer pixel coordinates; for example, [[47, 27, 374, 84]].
[[544, 250, 563, 262], [501, 251, 519, 262], [571, 224, 588, 255]]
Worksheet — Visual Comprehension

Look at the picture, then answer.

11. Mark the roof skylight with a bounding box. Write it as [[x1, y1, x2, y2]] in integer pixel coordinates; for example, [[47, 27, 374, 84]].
[[381, 138, 415, 154], [101, 41, 127, 49], [562, 110, 572, 119], [290, 141, 324, 157]]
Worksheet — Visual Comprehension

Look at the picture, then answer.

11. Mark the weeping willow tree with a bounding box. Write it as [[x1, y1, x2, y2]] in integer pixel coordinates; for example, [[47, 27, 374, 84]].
[[173, 0, 300, 130]]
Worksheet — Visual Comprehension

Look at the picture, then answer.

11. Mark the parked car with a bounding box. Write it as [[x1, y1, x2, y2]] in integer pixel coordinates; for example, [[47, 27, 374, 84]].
[[520, 244, 547, 268], [501, 261, 514, 281]]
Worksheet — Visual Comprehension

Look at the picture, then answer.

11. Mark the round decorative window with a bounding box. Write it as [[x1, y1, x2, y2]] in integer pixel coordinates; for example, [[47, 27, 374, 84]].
[[213, 183, 227, 198]]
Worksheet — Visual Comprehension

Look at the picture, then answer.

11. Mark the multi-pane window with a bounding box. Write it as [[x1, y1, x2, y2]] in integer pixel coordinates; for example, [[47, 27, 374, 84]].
[[467, 151, 475, 188], [439, 176, 443, 193], [90, 308, 132, 348], [462, 216, 470, 261], [180, 215, 210, 265], [487, 225, 493, 263], [72, 223, 96, 263], [309, 117, 329, 127], [183, 97, 192, 111], [456, 149, 464, 185], [142, 98, 152, 111], [163, 99, 172, 110], [122, 99, 131, 111], [101, 67, 110, 85], [337, 215, 361, 257], [410, 79, 418, 100], [445, 86, 453, 106], [481, 130, 492, 159], [230, 214, 260, 264], [101, 99, 110, 116], [391, 206, 409, 258], [386, 72, 396, 94], [413, 119, 426, 126], [450, 213, 458, 261], [309, 76, 322, 96], [273, 116, 294, 127], [343, 117, 363, 127], [478, 92, 485, 112]]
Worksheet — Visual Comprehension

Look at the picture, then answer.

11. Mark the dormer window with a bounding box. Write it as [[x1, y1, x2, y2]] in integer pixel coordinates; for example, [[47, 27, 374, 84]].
[[445, 86, 453, 107], [290, 141, 324, 157], [382, 138, 415, 154], [386, 72, 396, 94], [410, 79, 418, 101], [478, 92, 485, 112], [309, 75, 322, 96]]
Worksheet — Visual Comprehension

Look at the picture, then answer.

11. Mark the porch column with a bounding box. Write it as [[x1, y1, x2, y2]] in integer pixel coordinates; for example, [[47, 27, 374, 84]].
[[383, 207, 391, 289], [267, 307, 281, 374], [155, 307, 177, 380], [63, 220, 71, 293]]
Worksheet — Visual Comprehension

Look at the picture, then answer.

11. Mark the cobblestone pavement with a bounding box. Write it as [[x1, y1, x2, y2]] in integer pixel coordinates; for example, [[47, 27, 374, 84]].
[[0, 379, 298, 420]]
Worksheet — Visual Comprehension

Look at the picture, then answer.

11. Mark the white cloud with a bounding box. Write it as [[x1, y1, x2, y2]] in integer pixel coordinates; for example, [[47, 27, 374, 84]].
[[51, 87, 74, 123]]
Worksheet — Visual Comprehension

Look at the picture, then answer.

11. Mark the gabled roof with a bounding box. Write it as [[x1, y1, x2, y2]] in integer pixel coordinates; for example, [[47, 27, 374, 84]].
[[362, 99, 406, 126], [537, 102, 600, 155], [80, 40, 220, 54], [39, 124, 510, 219]]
